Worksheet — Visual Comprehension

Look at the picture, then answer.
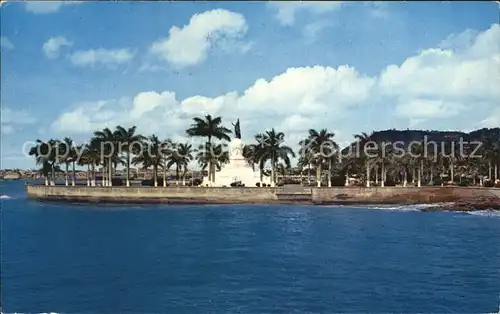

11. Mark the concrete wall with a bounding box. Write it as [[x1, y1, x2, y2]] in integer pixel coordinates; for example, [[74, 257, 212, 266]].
[[312, 186, 500, 204], [26, 185, 280, 204], [26, 185, 500, 205]]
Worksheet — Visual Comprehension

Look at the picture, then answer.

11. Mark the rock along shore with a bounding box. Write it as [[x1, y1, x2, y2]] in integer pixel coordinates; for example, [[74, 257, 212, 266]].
[[421, 196, 500, 212]]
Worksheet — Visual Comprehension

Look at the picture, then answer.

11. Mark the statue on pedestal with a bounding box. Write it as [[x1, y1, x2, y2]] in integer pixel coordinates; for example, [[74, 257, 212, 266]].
[[232, 118, 241, 139]]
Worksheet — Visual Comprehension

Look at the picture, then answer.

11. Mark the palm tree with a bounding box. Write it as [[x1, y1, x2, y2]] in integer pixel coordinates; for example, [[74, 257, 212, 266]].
[[45, 139, 61, 186], [177, 143, 195, 185], [114, 125, 145, 187], [92, 127, 116, 186], [132, 135, 163, 187], [481, 134, 500, 181], [195, 142, 229, 183], [300, 129, 338, 187], [60, 137, 77, 186], [256, 129, 295, 186], [186, 115, 231, 185], [80, 139, 102, 186], [28, 139, 51, 185], [159, 139, 176, 187], [353, 132, 372, 187], [370, 141, 393, 187]]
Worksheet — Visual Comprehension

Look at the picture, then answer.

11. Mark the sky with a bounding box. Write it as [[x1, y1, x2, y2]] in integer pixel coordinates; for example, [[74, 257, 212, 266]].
[[0, 1, 499, 170]]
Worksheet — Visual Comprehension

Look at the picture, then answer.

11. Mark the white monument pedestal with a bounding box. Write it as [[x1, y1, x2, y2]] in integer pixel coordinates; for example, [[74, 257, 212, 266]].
[[201, 139, 272, 187]]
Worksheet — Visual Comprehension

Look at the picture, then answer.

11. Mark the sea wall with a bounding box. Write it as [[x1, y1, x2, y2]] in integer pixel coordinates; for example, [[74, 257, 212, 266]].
[[26, 185, 500, 205], [312, 186, 500, 204], [26, 185, 280, 204]]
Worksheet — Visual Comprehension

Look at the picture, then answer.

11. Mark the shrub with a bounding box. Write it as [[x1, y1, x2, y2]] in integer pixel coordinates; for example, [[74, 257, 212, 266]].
[[483, 180, 494, 188], [255, 182, 261, 187], [192, 178, 202, 186], [330, 176, 346, 187], [458, 181, 469, 187], [429, 178, 442, 186], [276, 181, 284, 187], [111, 177, 125, 186], [384, 179, 396, 187]]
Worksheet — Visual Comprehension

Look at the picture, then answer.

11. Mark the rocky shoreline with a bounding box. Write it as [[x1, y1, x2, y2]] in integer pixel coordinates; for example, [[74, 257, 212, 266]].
[[421, 196, 500, 212]]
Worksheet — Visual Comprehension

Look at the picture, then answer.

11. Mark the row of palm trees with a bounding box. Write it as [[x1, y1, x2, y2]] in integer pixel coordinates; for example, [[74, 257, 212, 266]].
[[295, 129, 500, 187], [28, 126, 196, 187], [29, 114, 500, 188]]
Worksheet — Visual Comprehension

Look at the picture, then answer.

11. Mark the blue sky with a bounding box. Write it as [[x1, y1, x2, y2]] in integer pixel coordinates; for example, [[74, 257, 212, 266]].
[[1, 1, 499, 169]]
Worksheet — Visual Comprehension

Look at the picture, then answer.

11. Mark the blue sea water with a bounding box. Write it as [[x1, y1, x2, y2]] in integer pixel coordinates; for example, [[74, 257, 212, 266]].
[[1, 181, 500, 313]]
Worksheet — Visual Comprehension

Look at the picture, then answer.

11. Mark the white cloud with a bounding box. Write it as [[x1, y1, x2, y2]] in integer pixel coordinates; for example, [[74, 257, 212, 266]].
[[24, 1, 82, 14], [1, 107, 37, 135], [302, 20, 333, 43], [0, 36, 14, 50], [1, 125, 14, 135], [69, 48, 135, 67], [379, 23, 500, 124], [149, 9, 249, 68], [395, 99, 467, 119], [42, 36, 73, 59], [50, 65, 374, 164], [1, 107, 37, 125], [268, 1, 344, 26], [49, 24, 500, 163], [480, 107, 500, 128]]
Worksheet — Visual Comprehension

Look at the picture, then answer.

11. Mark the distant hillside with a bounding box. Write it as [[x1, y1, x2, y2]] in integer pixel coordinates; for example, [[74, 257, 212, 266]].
[[342, 127, 500, 153]]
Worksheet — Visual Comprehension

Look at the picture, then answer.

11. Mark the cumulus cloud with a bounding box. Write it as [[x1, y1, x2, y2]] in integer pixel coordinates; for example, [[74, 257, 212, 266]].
[[69, 48, 135, 67], [379, 23, 500, 124], [149, 9, 249, 68], [25, 1, 82, 14], [50, 64, 374, 161], [42, 36, 73, 59], [49, 23, 500, 160], [0, 36, 14, 50], [268, 1, 344, 26]]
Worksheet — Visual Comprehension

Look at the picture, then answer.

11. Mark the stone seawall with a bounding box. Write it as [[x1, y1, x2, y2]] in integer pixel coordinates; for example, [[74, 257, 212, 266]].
[[312, 186, 500, 204], [26, 185, 500, 205], [26, 185, 281, 204]]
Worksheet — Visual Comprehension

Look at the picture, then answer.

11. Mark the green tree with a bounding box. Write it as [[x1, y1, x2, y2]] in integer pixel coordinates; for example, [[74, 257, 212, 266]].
[[186, 115, 231, 184]]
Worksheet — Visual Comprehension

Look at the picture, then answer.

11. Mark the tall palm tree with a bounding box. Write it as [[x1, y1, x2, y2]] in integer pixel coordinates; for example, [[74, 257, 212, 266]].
[[159, 139, 176, 187], [177, 143, 195, 185], [256, 129, 295, 186], [410, 142, 426, 187], [481, 134, 500, 181], [28, 139, 51, 186], [92, 127, 116, 186], [46, 139, 61, 186], [60, 137, 77, 186], [353, 132, 372, 187], [132, 134, 163, 187], [300, 129, 337, 187], [195, 142, 229, 182], [114, 125, 145, 187], [186, 115, 231, 185], [81, 139, 102, 186]]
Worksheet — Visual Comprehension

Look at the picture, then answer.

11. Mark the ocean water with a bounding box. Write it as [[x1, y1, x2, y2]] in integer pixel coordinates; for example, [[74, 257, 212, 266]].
[[1, 181, 500, 313]]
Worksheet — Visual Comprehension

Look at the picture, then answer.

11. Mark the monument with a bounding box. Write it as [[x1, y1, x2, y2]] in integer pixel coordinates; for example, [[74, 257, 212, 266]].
[[201, 118, 272, 187]]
